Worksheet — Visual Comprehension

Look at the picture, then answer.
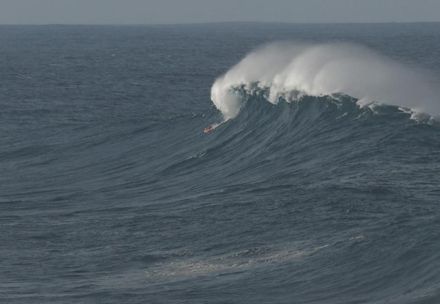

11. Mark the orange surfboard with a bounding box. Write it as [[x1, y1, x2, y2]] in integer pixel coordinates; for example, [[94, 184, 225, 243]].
[[203, 125, 214, 134]]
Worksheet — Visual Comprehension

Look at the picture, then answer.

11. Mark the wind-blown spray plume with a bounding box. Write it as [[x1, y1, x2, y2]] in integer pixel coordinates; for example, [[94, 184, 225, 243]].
[[211, 43, 439, 120]]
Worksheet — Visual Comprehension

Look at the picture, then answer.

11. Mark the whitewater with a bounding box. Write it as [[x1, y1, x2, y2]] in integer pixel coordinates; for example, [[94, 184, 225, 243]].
[[211, 42, 440, 121]]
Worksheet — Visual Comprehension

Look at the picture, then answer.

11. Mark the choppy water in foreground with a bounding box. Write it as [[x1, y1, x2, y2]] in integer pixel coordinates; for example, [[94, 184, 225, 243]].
[[1, 23, 440, 303]]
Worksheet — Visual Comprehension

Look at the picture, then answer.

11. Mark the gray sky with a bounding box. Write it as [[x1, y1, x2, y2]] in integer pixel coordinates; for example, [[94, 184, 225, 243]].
[[1, 0, 439, 24]]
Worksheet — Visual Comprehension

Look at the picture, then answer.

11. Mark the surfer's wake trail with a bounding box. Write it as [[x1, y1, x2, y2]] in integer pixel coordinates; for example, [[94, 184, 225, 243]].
[[211, 43, 439, 121]]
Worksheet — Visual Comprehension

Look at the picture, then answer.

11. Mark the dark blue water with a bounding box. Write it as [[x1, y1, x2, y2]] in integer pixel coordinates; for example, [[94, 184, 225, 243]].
[[1, 23, 440, 303]]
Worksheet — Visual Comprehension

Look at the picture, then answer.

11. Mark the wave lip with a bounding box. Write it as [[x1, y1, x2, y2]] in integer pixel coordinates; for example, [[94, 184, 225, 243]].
[[211, 42, 439, 120]]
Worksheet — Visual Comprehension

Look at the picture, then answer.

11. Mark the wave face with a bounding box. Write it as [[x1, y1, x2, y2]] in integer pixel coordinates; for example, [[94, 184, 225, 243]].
[[193, 92, 440, 303], [2, 24, 440, 304], [211, 43, 440, 120]]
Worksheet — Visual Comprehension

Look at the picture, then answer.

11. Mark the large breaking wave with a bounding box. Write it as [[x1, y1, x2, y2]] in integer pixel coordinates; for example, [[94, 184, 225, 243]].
[[211, 42, 439, 121]]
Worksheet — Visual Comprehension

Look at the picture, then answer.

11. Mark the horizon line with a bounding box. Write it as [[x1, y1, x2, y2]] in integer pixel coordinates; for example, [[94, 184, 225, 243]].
[[0, 20, 440, 26]]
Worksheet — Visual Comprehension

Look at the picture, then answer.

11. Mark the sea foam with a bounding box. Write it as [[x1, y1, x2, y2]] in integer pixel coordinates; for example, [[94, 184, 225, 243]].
[[211, 42, 439, 120]]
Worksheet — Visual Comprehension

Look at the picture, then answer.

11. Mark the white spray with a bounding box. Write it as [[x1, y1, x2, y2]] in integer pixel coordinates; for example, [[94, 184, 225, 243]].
[[210, 42, 439, 121]]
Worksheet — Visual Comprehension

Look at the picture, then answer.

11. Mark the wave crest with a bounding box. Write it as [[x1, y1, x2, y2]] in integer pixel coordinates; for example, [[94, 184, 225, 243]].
[[211, 42, 439, 120]]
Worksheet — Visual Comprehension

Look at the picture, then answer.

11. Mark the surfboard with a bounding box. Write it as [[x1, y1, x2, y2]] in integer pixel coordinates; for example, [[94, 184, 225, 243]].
[[203, 122, 225, 134]]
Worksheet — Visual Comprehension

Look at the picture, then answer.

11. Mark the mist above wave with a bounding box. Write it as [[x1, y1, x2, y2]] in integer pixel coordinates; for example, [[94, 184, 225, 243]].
[[211, 42, 439, 120]]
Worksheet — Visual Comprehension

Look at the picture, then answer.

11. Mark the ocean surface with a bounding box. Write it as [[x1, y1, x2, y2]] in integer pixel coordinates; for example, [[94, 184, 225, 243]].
[[1, 23, 440, 303]]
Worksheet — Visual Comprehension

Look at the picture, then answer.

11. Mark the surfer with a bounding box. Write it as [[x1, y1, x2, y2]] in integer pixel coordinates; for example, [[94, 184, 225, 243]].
[[203, 122, 224, 134], [203, 125, 214, 134]]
